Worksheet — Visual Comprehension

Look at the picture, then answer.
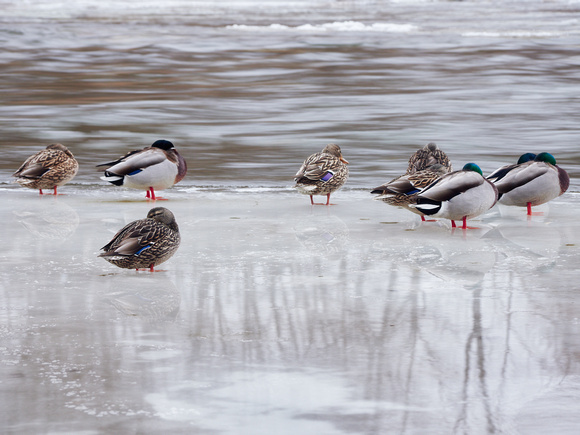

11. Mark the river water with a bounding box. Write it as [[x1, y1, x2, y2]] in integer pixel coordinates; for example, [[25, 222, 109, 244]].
[[1, 0, 580, 434]]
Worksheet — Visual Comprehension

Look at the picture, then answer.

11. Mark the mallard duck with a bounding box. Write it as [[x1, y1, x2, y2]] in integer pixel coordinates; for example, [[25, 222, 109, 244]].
[[406, 142, 452, 174], [412, 163, 498, 229], [487, 152, 570, 215], [371, 164, 449, 221], [294, 144, 349, 205], [97, 139, 187, 200], [99, 207, 180, 271], [13, 143, 79, 195]]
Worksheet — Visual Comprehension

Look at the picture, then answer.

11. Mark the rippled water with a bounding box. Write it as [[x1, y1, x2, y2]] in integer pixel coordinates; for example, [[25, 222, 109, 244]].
[[1, 1, 580, 434], [1, 0, 579, 188]]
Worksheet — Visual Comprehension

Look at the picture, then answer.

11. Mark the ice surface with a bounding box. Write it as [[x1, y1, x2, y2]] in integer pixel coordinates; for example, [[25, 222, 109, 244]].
[[1, 184, 580, 433]]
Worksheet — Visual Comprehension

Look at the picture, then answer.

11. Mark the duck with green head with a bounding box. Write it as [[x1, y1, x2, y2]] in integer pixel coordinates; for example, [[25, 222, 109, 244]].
[[487, 152, 570, 215], [412, 163, 499, 229], [97, 140, 187, 200]]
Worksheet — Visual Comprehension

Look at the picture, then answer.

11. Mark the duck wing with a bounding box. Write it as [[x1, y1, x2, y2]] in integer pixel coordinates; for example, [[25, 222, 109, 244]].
[[100, 218, 167, 257], [419, 171, 484, 202], [14, 148, 70, 179], [295, 152, 339, 181], [372, 167, 446, 195], [97, 147, 166, 176], [14, 161, 49, 179], [488, 162, 547, 194], [372, 174, 420, 195]]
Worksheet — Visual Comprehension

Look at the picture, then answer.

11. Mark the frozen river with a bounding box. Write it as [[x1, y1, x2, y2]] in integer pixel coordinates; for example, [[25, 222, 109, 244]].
[[1, 0, 580, 433], [1, 185, 580, 434]]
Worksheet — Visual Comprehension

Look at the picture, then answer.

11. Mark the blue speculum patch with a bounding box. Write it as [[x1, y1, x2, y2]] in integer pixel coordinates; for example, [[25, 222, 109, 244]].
[[128, 169, 143, 176], [135, 245, 151, 255], [321, 172, 334, 181]]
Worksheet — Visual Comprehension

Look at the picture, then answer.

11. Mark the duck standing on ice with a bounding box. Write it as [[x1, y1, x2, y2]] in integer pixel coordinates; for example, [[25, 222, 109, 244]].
[[13, 143, 79, 195], [487, 152, 569, 215], [99, 207, 181, 272], [98, 139, 187, 200], [294, 144, 349, 205], [412, 163, 498, 230], [371, 142, 453, 220]]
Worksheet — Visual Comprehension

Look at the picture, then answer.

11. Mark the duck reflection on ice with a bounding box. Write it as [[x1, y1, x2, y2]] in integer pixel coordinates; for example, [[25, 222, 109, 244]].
[[293, 213, 349, 253], [385, 224, 498, 285], [100, 274, 180, 321], [13, 198, 79, 239]]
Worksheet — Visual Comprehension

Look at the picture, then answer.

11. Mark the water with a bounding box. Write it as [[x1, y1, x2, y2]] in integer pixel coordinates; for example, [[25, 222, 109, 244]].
[[1, 1, 580, 433]]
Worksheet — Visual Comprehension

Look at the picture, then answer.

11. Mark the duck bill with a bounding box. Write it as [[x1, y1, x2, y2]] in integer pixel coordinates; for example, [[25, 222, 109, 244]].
[[340, 157, 349, 164]]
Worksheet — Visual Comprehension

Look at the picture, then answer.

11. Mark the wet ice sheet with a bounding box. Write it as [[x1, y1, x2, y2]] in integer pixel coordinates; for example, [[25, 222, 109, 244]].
[[1, 185, 580, 434]]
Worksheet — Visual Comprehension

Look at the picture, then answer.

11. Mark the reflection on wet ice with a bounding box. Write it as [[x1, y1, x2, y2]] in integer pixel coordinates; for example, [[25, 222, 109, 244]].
[[13, 198, 79, 239], [293, 213, 349, 253], [1, 189, 580, 433], [101, 274, 181, 321]]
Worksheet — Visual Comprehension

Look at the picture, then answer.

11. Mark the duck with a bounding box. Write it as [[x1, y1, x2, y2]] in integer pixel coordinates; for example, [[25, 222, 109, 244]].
[[99, 207, 180, 272], [294, 144, 349, 205], [486, 152, 570, 215], [412, 163, 499, 229], [13, 143, 79, 195], [371, 164, 449, 221], [97, 139, 187, 200], [406, 142, 452, 174]]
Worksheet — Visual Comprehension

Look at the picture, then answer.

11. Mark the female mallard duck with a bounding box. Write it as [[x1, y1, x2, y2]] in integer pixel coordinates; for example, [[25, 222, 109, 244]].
[[294, 144, 349, 205], [487, 152, 570, 215], [97, 139, 187, 200], [412, 163, 498, 229], [406, 142, 452, 174], [371, 164, 449, 221], [13, 143, 79, 195], [99, 207, 180, 272]]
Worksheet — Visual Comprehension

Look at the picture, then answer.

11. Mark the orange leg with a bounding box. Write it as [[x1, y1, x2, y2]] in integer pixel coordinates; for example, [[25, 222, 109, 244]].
[[135, 264, 164, 272], [147, 187, 167, 201], [526, 202, 543, 216], [310, 195, 327, 206]]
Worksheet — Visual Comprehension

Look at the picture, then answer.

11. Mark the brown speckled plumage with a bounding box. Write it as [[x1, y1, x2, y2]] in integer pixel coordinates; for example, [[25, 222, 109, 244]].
[[99, 207, 180, 271], [13, 143, 79, 194], [294, 144, 349, 205], [406, 142, 452, 174], [372, 164, 449, 215]]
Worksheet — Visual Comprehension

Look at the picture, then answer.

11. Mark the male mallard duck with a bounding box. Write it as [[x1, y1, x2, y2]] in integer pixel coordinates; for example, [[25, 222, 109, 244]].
[[487, 152, 569, 215], [371, 164, 449, 221], [406, 142, 452, 174], [13, 143, 79, 195], [99, 207, 180, 271], [412, 163, 498, 229], [294, 144, 349, 205], [97, 140, 187, 200]]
